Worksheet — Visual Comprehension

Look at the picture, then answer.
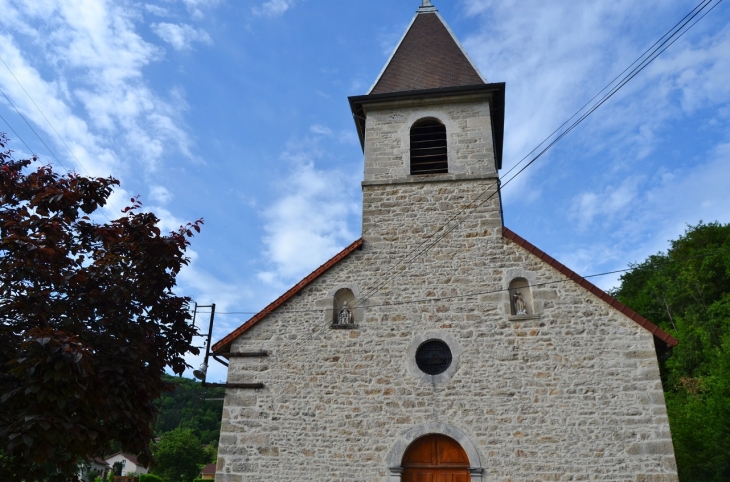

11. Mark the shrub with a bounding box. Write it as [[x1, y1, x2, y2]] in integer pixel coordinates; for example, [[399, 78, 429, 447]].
[[139, 475, 164, 482]]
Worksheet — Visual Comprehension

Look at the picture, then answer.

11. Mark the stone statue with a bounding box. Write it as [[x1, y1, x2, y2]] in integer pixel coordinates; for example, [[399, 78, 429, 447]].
[[338, 302, 353, 325], [513, 290, 528, 315]]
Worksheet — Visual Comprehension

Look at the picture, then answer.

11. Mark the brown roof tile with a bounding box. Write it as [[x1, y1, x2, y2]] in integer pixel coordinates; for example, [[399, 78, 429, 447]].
[[502, 227, 678, 347], [370, 12, 485, 94], [212, 239, 364, 353]]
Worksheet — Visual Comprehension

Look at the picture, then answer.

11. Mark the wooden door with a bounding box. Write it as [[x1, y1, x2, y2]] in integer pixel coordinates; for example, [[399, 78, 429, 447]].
[[402, 434, 470, 482]]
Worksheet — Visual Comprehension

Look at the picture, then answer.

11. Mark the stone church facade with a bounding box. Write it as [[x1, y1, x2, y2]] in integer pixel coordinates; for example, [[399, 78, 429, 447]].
[[212, 3, 679, 481]]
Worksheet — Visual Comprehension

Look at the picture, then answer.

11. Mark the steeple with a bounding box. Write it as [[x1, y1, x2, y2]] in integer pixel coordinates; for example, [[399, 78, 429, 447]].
[[368, 2, 486, 95], [349, 2, 505, 171]]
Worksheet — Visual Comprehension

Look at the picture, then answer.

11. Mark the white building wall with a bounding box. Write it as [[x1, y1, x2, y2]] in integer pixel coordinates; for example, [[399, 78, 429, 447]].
[[104, 454, 148, 475]]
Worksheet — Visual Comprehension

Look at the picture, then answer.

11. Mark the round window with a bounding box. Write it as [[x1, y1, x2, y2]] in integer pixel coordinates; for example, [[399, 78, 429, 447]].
[[415, 340, 452, 375]]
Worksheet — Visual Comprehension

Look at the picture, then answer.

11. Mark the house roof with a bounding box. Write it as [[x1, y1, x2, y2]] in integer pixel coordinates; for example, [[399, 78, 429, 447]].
[[201, 463, 216, 475], [104, 452, 144, 467], [212, 238, 364, 354], [368, 9, 485, 95], [502, 227, 678, 347]]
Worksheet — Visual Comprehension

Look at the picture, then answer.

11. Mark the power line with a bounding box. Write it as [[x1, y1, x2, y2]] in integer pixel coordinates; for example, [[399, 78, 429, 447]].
[[346, 0, 723, 313], [0, 59, 124, 220], [0, 112, 36, 158], [0, 55, 95, 179], [197, 247, 730, 317], [498, 0, 719, 182], [0, 87, 72, 174], [250, 0, 722, 334]]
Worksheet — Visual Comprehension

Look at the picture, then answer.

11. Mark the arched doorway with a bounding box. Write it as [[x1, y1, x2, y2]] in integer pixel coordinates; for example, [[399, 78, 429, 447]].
[[402, 434, 470, 482]]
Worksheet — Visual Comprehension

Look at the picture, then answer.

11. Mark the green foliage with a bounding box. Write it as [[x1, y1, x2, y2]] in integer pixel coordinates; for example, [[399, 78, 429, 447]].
[[152, 428, 208, 482], [613, 222, 730, 481], [111, 461, 124, 476], [155, 375, 225, 446], [139, 474, 164, 482], [193, 479, 206, 482], [0, 135, 203, 481]]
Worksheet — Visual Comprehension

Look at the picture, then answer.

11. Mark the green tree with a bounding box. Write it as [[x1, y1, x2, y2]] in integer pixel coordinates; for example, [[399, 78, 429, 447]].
[[612, 222, 730, 481], [155, 375, 225, 446], [0, 135, 203, 481], [153, 429, 207, 482]]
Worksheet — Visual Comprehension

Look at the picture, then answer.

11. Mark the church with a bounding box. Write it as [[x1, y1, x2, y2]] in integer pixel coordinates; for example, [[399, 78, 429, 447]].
[[211, 2, 679, 480]]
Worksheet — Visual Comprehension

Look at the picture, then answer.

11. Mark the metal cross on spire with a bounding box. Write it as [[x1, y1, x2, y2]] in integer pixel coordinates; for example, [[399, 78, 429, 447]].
[[419, 0, 436, 11]]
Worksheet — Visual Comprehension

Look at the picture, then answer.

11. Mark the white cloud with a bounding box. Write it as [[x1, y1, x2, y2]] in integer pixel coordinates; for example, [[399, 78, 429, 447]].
[[180, 0, 222, 20], [150, 185, 174, 204], [257, 139, 360, 286], [310, 124, 333, 136], [144, 4, 169, 17], [252, 0, 295, 18], [0, 0, 199, 176], [568, 177, 642, 231], [457, 0, 730, 292], [152, 22, 212, 50], [462, 1, 730, 200]]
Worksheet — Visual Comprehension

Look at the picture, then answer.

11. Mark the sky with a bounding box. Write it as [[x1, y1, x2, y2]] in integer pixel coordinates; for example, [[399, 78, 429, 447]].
[[1, 0, 729, 383]]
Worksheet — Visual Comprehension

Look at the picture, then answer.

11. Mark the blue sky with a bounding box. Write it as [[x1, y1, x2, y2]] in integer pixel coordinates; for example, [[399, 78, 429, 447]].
[[1, 0, 729, 382]]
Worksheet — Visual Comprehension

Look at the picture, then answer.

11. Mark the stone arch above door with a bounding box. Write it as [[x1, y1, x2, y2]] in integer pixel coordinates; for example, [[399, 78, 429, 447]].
[[385, 422, 483, 481]]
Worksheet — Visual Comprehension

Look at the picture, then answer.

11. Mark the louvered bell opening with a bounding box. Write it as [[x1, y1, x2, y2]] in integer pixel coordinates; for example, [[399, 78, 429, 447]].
[[410, 120, 448, 175]]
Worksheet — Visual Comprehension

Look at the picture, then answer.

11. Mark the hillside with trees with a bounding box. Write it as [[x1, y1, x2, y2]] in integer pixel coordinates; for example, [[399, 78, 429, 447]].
[[611, 222, 730, 481], [155, 375, 225, 446]]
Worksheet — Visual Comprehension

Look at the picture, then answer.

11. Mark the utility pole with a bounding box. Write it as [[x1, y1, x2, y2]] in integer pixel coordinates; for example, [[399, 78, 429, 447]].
[[192, 303, 264, 389]]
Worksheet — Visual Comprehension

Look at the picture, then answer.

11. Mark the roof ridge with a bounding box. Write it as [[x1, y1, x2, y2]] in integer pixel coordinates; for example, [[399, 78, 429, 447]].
[[212, 239, 364, 353], [501, 227, 678, 347]]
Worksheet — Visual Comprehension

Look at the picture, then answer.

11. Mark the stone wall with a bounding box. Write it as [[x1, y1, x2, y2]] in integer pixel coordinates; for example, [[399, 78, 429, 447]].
[[215, 95, 677, 481], [362, 96, 497, 183]]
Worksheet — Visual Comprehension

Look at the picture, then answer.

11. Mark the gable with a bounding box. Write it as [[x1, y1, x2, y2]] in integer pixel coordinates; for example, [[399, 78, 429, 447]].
[[211, 238, 363, 354], [502, 227, 678, 347], [213, 229, 676, 355]]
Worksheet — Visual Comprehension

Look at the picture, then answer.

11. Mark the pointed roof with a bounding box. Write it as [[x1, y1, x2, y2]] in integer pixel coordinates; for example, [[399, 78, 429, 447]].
[[369, 7, 486, 95]]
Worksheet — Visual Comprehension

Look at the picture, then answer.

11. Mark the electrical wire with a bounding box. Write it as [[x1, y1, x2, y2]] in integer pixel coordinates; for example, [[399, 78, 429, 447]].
[[194, 247, 730, 317], [498, 0, 719, 181], [346, 0, 723, 313], [206, 0, 728, 320], [0, 55, 95, 179], [0, 87, 72, 174], [0, 112, 36, 158]]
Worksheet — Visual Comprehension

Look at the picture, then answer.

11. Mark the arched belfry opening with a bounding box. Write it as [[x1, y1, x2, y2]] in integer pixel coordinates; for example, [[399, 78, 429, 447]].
[[410, 118, 448, 175], [402, 434, 470, 481]]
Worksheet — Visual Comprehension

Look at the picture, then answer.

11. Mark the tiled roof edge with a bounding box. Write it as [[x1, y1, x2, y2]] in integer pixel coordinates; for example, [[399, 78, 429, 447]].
[[212, 238, 364, 353], [502, 227, 678, 347]]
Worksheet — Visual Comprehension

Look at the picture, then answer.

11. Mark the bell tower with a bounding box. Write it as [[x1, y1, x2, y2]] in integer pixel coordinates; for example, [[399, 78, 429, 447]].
[[348, 2, 506, 251]]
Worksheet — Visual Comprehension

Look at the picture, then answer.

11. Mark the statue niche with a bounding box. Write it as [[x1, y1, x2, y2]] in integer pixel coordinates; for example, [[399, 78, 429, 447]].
[[509, 277, 534, 317], [332, 288, 357, 328]]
